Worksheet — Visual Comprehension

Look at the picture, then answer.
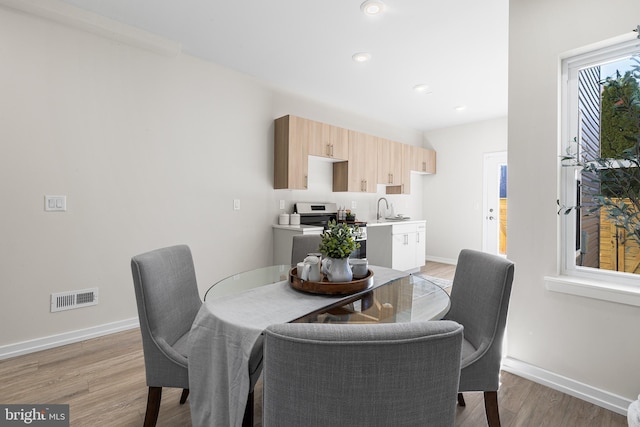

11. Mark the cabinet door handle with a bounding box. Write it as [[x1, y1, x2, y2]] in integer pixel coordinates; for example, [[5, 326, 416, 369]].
[[330, 144, 334, 157], [326, 144, 331, 156], [305, 175, 308, 189]]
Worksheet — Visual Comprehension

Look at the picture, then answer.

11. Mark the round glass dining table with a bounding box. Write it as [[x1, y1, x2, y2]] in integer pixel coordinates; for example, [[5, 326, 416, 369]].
[[204, 264, 451, 324], [190, 264, 452, 425]]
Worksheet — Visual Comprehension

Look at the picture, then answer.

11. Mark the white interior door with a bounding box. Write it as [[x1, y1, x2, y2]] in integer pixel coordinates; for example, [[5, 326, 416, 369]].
[[482, 151, 507, 255]]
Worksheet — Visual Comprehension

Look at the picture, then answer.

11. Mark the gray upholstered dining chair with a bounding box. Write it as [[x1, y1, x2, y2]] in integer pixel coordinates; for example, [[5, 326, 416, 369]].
[[291, 234, 322, 265], [443, 249, 515, 427], [262, 321, 464, 427], [131, 244, 202, 427]]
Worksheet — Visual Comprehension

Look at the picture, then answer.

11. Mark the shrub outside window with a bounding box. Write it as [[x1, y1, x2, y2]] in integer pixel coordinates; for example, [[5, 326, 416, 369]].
[[560, 39, 640, 285]]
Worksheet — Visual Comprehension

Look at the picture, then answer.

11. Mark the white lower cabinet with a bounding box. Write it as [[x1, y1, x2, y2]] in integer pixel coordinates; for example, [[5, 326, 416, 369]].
[[416, 223, 426, 269], [367, 221, 426, 272], [272, 225, 323, 265]]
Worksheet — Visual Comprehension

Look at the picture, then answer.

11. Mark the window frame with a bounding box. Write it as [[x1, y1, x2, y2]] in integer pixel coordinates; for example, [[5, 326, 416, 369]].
[[559, 37, 640, 289]]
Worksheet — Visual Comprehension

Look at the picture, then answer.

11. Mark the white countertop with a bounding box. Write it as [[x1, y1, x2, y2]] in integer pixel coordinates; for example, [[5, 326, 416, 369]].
[[273, 220, 425, 230], [367, 219, 426, 227], [272, 224, 324, 231]]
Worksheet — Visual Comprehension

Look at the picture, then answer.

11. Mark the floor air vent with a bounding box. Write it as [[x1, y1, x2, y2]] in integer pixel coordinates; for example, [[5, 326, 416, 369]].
[[51, 288, 99, 312]]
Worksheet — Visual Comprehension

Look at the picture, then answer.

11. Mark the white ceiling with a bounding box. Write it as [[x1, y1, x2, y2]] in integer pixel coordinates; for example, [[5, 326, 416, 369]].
[[58, 0, 508, 132]]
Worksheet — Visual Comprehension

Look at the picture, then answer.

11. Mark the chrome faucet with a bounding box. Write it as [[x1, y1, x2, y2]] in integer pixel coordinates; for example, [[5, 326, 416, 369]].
[[377, 197, 389, 220]]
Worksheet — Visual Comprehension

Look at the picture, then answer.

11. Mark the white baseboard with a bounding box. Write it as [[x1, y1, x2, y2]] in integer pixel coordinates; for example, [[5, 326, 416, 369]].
[[0, 318, 139, 360], [426, 255, 457, 265], [502, 356, 632, 416]]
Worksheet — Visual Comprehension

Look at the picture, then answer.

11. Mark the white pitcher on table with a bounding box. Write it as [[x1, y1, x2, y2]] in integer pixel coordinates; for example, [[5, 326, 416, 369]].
[[298, 255, 321, 282], [321, 257, 369, 282]]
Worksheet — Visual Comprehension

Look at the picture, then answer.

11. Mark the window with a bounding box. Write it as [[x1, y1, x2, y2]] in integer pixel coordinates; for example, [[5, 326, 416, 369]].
[[560, 38, 640, 285]]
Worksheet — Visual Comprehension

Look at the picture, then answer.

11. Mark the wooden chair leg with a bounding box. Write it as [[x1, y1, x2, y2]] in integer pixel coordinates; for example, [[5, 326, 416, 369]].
[[143, 386, 162, 427], [242, 390, 254, 427], [179, 388, 189, 404], [457, 392, 466, 406], [483, 391, 501, 427]]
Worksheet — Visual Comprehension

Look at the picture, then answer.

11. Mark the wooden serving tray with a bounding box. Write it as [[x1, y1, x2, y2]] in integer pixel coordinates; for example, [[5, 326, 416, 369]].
[[289, 267, 374, 295]]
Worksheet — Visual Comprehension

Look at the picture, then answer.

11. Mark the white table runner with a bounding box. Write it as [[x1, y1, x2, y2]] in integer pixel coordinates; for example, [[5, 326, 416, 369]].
[[187, 265, 406, 427]]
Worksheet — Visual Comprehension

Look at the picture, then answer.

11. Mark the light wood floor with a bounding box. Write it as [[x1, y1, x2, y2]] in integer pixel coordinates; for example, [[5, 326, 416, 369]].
[[0, 262, 627, 426]]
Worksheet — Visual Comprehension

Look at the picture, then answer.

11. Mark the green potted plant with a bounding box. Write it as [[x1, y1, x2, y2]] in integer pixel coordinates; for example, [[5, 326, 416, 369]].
[[345, 209, 356, 222], [319, 220, 360, 281]]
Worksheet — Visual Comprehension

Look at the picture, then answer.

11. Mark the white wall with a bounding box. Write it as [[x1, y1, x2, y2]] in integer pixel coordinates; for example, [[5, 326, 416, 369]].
[[423, 117, 507, 263], [0, 7, 425, 349], [508, 0, 640, 401]]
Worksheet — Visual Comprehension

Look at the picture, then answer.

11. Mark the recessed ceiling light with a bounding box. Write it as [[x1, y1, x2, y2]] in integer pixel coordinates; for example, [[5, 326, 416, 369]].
[[413, 84, 431, 93], [352, 52, 372, 63], [360, 0, 385, 15], [454, 105, 467, 111]]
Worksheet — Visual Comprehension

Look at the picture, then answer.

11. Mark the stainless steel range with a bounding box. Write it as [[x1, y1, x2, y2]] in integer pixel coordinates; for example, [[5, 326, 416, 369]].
[[294, 202, 367, 259], [293, 202, 338, 227]]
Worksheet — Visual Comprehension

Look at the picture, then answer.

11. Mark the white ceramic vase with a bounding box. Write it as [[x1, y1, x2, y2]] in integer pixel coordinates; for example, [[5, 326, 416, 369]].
[[324, 257, 353, 282]]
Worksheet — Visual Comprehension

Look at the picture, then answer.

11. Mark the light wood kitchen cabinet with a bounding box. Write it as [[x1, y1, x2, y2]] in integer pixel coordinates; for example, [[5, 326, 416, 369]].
[[308, 121, 349, 160], [387, 145, 434, 194], [386, 144, 412, 195], [411, 146, 436, 174], [274, 115, 309, 189], [377, 137, 403, 186], [274, 114, 436, 191], [379, 138, 411, 195], [333, 130, 377, 192]]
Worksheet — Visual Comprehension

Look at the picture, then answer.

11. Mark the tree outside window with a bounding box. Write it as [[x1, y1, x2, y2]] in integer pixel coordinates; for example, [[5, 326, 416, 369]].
[[562, 55, 640, 276]]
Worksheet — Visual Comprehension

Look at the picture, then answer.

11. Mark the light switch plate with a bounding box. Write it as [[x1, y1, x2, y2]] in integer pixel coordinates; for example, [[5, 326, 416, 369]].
[[233, 199, 240, 210], [45, 195, 66, 212]]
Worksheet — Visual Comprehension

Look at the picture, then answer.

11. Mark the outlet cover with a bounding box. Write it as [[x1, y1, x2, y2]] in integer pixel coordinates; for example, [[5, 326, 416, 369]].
[[45, 195, 66, 212]]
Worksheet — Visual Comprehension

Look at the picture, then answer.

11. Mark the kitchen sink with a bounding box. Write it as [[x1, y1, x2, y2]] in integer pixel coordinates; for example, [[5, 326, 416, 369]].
[[384, 216, 411, 221]]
